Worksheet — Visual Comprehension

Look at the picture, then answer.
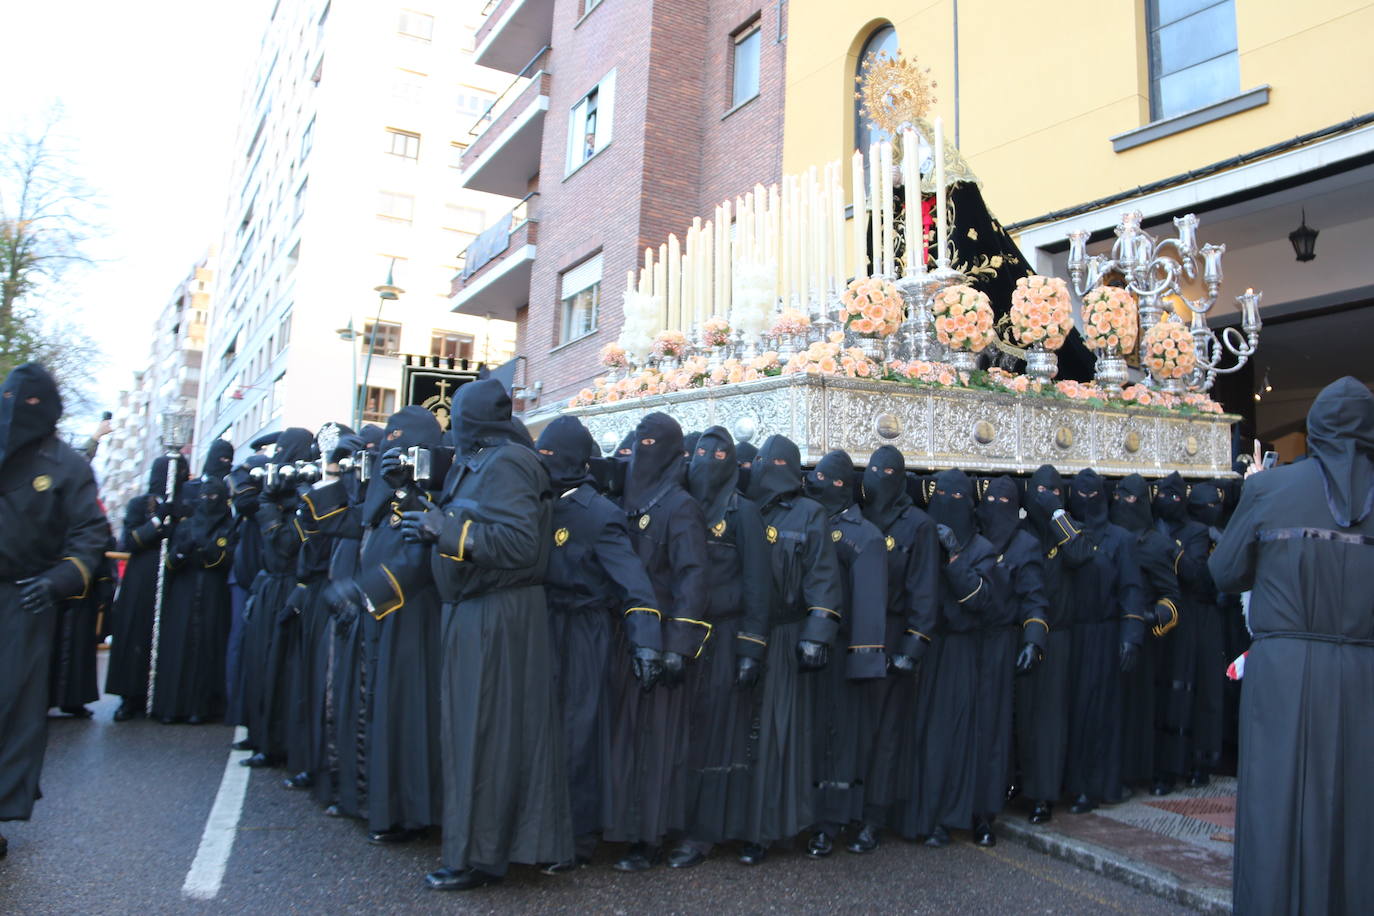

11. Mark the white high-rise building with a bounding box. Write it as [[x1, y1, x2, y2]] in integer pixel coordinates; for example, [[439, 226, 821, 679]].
[[196, 0, 516, 462]]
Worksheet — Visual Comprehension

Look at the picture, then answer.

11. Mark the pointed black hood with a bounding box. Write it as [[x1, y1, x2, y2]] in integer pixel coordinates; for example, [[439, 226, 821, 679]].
[[977, 476, 1021, 552], [687, 425, 738, 527], [805, 449, 856, 517], [735, 440, 758, 494], [1152, 471, 1188, 525], [274, 427, 316, 464], [1024, 464, 1065, 540], [360, 424, 385, 451], [624, 412, 685, 513], [449, 378, 531, 455], [1070, 469, 1110, 528], [148, 454, 190, 499], [0, 362, 62, 467], [187, 476, 231, 544], [536, 415, 595, 492], [928, 468, 977, 548], [202, 439, 234, 479], [746, 434, 802, 508], [364, 407, 443, 525], [1110, 474, 1154, 532], [861, 445, 911, 532], [1306, 376, 1374, 526]]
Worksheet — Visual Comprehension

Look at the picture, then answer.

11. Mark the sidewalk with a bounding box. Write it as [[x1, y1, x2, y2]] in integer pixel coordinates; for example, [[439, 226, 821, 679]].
[[1001, 777, 1236, 914]]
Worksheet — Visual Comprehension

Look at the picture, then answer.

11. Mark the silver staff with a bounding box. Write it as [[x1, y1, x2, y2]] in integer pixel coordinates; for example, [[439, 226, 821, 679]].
[[145, 406, 196, 715]]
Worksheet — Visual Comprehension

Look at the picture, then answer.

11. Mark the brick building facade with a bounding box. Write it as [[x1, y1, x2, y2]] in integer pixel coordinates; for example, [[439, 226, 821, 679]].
[[451, 0, 786, 414]]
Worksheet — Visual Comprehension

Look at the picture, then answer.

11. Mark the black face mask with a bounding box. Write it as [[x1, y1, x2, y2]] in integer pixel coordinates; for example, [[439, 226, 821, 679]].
[[976, 476, 1021, 552], [1110, 474, 1154, 532], [148, 454, 190, 499], [202, 438, 234, 479], [805, 449, 856, 517], [359, 424, 385, 452], [735, 441, 757, 495], [274, 427, 317, 465], [1070, 469, 1109, 528], [1024, 464, 1064, 538], [188, 477, 231, 544], [1152, 472, 1188, 525], [746, 435, 802, 508], [536, 416, 595, 492], [624, 412, 685, 512], [682, 431, 701, 464], [448, 378, 531, 455], [1188, 482, 1222, 527], [861, 445, 910, 532], [687, 425, 738, 527], [928, 468, 977, 548], [0, 362, 62, 467], [364, 407, 443, 525]]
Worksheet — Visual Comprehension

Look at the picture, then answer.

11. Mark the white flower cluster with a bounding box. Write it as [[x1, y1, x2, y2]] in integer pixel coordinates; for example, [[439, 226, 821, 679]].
[[730, 261, 777, 340], [618, 290, 662, 365]]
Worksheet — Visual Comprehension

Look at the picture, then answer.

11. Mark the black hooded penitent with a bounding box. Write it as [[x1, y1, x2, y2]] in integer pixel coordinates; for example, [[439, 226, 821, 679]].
[[536, 415, 595, 492], [1111, 474, 1154, 532], [1305, 375, 1374, 527], [1152, 471, 1188, 525], [686, 425, 737, 527], [449, 377, 531, 454], [1070, 469, 1109, 528], [861, 444, 911, 533], [202, 439, 234, 479], [805, 449, 856, 516], [927, 468, 977, 548], [976, 476, 1021, 552], [623, 411, 684, 513], [746, 434, 802, 508], [0, 362, 62, 468]]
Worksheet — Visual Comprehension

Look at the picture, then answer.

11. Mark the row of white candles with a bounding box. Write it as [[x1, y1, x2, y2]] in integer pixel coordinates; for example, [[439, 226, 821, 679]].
[[628, 118, 951, 333]]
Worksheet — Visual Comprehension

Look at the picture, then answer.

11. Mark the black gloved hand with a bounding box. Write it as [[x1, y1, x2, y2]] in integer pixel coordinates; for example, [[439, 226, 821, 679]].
[[659, 650, 686, 687], [631, 646, 663, 693], [233, 493, 260, 518], [1031, 488, 1063, 517], [1015, 642, 1044, 675], [322, 580, 365, 624], [797, 639, 829, 671], [399, 503, 445, 544], [154, 501, 174, 524], [276, 585, 307, 625], [735, 655, 762, 688], [1150, 601, 1179, 637], [1120, 641, 1140, 673], [888, 653, 917, 675], [380, 447, 411, 490], [17, 577, 56, 615], [935, 523, 961, 554]]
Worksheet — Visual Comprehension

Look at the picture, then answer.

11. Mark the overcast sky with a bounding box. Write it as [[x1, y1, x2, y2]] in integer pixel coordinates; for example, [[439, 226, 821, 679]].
[[1, 0, 270, 429]]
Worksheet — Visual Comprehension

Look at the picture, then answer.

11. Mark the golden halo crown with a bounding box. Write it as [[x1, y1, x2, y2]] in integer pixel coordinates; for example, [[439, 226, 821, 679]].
[[855, 50, 937, 136]]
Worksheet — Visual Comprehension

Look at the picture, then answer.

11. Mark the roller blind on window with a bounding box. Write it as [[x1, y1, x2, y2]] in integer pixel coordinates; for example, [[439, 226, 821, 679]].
[[561, 253, 602, 298]]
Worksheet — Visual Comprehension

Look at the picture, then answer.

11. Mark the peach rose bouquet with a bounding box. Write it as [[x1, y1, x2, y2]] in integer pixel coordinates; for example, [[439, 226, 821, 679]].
[[599, 342, 628, 369], [1009, 275, 1073, 349], [1080, 286, 1138, 354], [701, 316, 732, 348], [651, 329, 688, 359], [1142, 320, 1196, 379], [769, 309, 811, 338], [839, 276, 904, 338], [933, 284, 996, 352]]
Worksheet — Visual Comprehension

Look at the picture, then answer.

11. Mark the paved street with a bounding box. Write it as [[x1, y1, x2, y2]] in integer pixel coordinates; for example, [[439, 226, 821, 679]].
[[2, 669, 1194, 916]]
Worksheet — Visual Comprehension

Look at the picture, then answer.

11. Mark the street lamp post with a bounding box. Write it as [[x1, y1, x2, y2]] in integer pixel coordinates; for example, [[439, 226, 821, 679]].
[[357, 259, 404, 427]]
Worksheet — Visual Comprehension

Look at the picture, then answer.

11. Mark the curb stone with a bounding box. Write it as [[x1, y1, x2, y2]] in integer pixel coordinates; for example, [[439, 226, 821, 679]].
[[999, 817, 1232, 914]]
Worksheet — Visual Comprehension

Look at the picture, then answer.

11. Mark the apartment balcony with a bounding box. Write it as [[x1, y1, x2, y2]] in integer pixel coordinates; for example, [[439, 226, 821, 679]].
[[473, 0, 555, 75], [459, 48, 550, 198], [450, 193, 538, 322]]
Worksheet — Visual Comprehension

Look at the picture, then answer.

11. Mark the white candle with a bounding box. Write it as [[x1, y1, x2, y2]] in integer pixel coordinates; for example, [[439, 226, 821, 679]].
[[901, 128, 918, 275], [868, 142, 880, 277], [755, 185, 767, 265], [880, 140, 895, 277], [667, 233, 681, 330], [832, 163, 845, 290], [768, 183, 780, 300], [654, 254, 666, 330], [935, 116, 947, 266], [702, 218, 713, 325], [691, 217, 704, 326], [720, 201, 732, 317], [852, 150, 866, 280]]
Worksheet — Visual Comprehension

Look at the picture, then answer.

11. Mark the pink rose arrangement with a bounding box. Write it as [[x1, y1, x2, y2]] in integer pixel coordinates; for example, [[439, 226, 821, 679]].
[[840, 276, 904, 337], [651, 329, 689, 359], [1080, 286, 1138, 354], [781, 340, 874, 379], [769, 309, 811, 338], [1142, 321, 1196, 379], [933, 284, 996, 352], [1009, 275, 1073, 349], [892, 359, 960, 388], [599, 342, 628, 369], [701, 316, 732, 348], [986, 366, 1041, 394], [1054, 378, 1105, 401]]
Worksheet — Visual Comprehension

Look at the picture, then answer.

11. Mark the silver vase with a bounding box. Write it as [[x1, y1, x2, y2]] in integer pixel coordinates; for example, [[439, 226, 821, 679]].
[[1094, 347, 1128, 397], [1024, 345, 1059, 383], [855, 335, 884, 361], [1157, 374, 1186, 395], [948, 349, 979, 374]]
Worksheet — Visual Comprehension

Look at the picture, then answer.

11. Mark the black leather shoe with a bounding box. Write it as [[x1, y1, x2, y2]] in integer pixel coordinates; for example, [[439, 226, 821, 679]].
[[737, 843, 767, 866], [282, 772, 314, 790], [1069, 794, 1096, 814], [666, 846, 706, 869], [807, 830, 834, 857], [1188, 770, 1210, 788], [541, 856, 588, 875], [1150, 780, 1173, 797], [0, 832, 7, 860], [159, 716, 180, 725], [426, 867, 501, 891], [240, 752, 280, 768], [923, 825, 950, 848], [973, 821, 996, 847], [113, 702, 143, 722], [1005, 783, 1020, 804], [846, 824, 879, 854], [369, 827, 423, 845], [613, 844, 660, 872], [187, 715, 206, 725], [1029, 802, 1053, 824], [231, 739, 255, 751], [61, 705, 93, 718], [324, 804, 342, 818]]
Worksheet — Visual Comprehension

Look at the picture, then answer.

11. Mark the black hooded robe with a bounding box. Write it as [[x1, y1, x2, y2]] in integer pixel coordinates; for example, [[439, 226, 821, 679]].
[[429, 379, 573, 875], [605, 412, 711, 851], [49, 534, 112, 711], [743, 435, 844, 847], [1178, 482, 1227, 779], [225, 457, 267, 728], [153, 482, 234, 721], [0, 364, 108, 822], [1211, 377, 1374, 916]]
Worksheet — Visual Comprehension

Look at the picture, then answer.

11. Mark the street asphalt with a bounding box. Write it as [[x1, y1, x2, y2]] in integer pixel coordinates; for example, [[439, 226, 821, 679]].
[[1, 674, 1194, 915]]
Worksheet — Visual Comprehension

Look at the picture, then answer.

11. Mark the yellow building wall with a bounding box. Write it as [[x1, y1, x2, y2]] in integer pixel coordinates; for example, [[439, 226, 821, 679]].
[[783, 0, 1374, 226]]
